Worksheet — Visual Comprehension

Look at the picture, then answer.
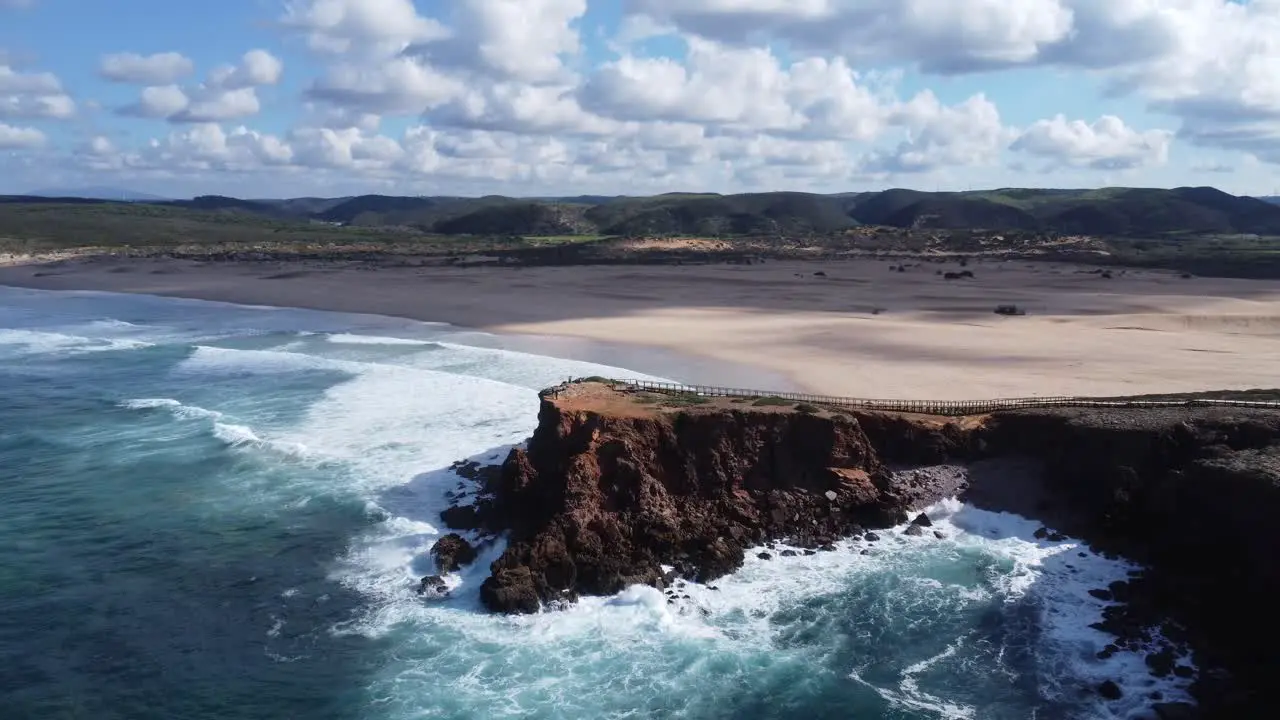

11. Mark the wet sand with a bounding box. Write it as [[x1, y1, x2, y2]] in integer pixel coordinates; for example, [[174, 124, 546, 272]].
[[2, 255, 1278, 399]]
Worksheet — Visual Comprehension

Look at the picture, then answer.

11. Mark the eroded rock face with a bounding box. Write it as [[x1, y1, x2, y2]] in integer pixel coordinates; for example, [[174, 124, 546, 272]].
[[431, 533, 478, 573], [471, 397, 946, 613]]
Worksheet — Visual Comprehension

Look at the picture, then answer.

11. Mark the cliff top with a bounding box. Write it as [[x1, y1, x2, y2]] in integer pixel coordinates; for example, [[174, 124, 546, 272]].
[[543, 380, 981, 428], [545, 380, 1280, 431]]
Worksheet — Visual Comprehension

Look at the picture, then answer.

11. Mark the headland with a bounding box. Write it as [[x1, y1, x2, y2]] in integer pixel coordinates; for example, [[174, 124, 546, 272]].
[[438, 380, 1280, 719]]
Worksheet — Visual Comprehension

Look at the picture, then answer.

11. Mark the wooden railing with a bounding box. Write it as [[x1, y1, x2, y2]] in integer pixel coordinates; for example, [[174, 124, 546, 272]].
[[600, 379, 1280, 416]]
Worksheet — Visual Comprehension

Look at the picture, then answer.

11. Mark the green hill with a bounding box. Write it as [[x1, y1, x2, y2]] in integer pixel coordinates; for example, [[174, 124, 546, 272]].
[[434, 202, 593, 235], [847, 186, 1280, 235], [8, 186, 1280, 243], [586, 192, 857, 236]]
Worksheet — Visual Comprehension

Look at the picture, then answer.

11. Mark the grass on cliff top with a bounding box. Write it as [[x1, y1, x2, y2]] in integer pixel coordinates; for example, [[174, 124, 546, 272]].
[[752, 397, 796, 407]]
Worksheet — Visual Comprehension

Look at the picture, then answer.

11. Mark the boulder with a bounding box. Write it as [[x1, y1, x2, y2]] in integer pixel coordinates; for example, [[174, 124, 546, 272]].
[[1146, 647, 1177, 677], [431, 533, 478, 573], [479, 567, 542, 614], [904, 525, 925, 536], [416, 574, 449, 598], [440, 504, 481, 531], [1098, 680, 1123, 700], [911, 512, 932, 527]]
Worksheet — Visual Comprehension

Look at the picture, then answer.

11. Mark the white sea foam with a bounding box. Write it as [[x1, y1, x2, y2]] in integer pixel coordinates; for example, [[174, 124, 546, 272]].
[[213, 422, 310, 458], [120, 397, 224, 420], [0, 328, 152, 356], [326, 333, 437, 346]]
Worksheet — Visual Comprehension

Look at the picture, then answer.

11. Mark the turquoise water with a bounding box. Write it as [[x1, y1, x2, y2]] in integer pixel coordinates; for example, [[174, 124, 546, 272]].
[[0, 287, 1191, 719]]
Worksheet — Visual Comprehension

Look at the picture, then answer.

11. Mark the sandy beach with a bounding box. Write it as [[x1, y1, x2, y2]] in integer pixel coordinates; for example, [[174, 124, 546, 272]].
[[2, 255, 1278, 399]]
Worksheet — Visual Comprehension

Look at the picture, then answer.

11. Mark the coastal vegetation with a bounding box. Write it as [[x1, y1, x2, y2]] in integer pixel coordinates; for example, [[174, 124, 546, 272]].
[[5, 186, 1280, 278]]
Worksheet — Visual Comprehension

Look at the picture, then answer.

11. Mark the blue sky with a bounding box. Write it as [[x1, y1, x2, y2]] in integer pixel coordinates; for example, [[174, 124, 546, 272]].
[[1, 0, 1277, 198]]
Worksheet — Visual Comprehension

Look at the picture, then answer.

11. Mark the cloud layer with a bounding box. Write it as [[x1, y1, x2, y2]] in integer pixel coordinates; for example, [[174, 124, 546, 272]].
[[5, 0, 1280, 196]]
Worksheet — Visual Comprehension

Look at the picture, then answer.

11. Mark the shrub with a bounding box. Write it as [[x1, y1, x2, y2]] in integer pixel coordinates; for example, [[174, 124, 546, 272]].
[[794, 403, 820, 414], [753, 396, 794, 407]]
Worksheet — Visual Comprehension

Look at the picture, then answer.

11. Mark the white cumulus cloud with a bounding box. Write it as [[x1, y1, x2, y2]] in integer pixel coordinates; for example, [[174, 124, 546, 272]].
[[0, 63, 75, 119], [99, 52, 194, 85], [0, 121, 44, 148], [1012, 115, 1173, 170]]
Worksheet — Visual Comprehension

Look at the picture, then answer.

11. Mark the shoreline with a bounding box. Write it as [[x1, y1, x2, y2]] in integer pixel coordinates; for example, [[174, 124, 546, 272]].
[[0, 281, 794, 393], [3, 254, 1279, 399]]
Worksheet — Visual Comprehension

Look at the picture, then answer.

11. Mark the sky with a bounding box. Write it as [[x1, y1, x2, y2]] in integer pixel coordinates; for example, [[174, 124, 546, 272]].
[[2, 0, 1280, 199]]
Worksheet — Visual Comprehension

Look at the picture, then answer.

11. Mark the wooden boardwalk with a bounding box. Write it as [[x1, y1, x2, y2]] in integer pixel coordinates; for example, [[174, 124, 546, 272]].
[[602, 379, 1280, 416]]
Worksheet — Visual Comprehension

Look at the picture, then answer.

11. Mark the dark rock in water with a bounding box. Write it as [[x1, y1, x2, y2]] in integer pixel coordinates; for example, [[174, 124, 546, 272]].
[[1088, 588, 1114, 601], [904, 525, 925, 536], [819, 544, 836, 552], [450, 460, 486, 480], [1034, 527, 1049, 540], [1152, 702, 1198, 720], [780, 549, 798, 557], [864, 532, 881, 542], [1173, 665, 1195, 679], [416, 574, 449, 598], [1146, 647, 1177, 677], [934, 531, 946, 539], [860, 549, 870, 555], [440, 504, 481, 530], [431, 533, 478, 573], [479, 567, 542, 613], [911, 513, 932, 527], [1098, 680, 1123, 700], [707, 585, 719, 591], [1108, 580, 1132, 603], [757, 552, 772, 560], [803, 549, 817, 556]]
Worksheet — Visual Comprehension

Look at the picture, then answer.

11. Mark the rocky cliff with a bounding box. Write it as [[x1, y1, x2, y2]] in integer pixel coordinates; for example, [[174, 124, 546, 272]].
[[979, 409, 1280, 716], [472, 388, 917, 614], [441, 382, 1280, 717]]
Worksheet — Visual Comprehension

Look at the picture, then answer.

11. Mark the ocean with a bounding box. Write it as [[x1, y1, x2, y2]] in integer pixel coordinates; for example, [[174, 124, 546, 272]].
[[0, 286, 1193, 720]]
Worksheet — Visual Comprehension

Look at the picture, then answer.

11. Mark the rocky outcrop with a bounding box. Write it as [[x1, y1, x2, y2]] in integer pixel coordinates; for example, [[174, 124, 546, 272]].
[[431, 533, 477, 573], [470, 393, 946, 614], [977, 408, 1280, 717], [444, 384, 1280, 718]]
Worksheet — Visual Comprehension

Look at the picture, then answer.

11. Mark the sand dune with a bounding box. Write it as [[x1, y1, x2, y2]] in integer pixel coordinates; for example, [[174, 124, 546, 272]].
[[1, 256, 1277, 399]]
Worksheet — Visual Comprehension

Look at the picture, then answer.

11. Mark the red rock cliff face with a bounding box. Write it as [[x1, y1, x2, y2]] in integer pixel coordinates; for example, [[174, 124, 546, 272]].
[[476, 395, 912, 614]]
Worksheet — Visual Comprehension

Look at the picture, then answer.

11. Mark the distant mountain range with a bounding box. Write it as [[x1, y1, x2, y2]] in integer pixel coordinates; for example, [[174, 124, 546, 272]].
[[23, 186, 173, 202], [9, 186, 1280, 238]]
